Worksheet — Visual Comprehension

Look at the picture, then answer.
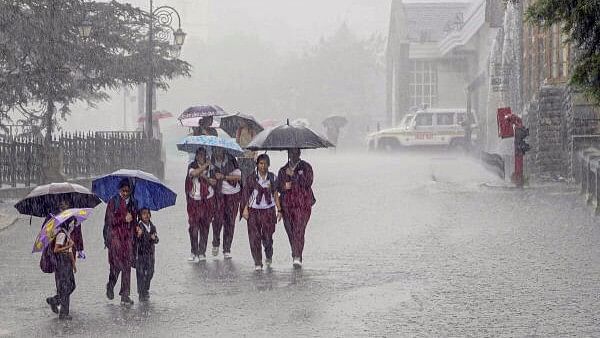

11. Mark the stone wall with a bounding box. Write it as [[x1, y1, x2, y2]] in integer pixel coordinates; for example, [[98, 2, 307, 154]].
[[524, 85, 567, 179]]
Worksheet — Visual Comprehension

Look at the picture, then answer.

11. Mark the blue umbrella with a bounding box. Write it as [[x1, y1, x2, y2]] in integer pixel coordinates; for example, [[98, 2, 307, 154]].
[[92, 169, 177, 211], [177, 135, 244, 157]]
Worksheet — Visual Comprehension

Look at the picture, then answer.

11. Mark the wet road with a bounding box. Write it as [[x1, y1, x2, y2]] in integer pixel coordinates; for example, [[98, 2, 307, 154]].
[[2, 150, 600, 336]]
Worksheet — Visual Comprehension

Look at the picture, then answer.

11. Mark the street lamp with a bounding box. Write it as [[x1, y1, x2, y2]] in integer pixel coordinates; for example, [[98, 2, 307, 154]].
[[145, 1, 186, 139]]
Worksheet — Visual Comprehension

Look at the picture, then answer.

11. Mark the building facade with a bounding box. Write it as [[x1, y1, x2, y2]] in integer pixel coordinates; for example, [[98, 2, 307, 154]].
[[386, 0, 502, 135], [520, 0, 600, 179]]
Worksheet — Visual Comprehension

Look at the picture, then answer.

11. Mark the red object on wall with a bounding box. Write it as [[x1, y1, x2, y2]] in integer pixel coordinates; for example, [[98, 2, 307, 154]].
[[497, 107, 515, 138]]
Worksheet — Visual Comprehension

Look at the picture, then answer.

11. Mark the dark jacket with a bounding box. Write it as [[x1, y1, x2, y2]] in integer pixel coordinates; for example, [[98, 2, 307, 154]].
[[134, 221, 159, 259]]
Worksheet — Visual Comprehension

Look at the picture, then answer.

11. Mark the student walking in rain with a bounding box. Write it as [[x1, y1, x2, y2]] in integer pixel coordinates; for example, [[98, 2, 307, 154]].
[[186, 147, 217, 262], [134, 208, 159, 302], [211, 147, 242, 259], [277, 148, 315, 268], [104, 179, 137, 305], [240, 154, 282, 271], [46, 220, 77, 320]]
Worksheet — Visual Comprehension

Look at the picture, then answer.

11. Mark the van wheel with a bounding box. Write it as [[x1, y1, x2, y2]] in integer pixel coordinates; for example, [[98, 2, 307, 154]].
[[378, 138, 401, 152]]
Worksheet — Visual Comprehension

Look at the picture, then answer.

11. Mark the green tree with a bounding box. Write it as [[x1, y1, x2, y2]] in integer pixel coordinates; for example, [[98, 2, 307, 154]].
[[0, 0, 191, 140], [526, 0, 600, 102]]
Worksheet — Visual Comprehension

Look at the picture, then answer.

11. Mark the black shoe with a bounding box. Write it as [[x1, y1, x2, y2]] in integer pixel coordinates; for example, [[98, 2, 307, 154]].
[[120, 296, 134, 305], [58, 314, 72, 320], [46, 297, 59, 314], [106, 285, 114, 300]]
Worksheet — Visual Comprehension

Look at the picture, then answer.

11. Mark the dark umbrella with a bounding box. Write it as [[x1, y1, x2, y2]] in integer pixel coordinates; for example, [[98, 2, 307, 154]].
[[178, 105, 227, 127], [322, 115, 348, 128], [14, 182, 102, 217], [219, 112, 264, 137], [246, 119, 335, 151]]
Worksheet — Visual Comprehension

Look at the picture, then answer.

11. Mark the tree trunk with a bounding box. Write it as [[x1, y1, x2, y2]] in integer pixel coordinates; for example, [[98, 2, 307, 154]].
[[45, 100, 54, 146]]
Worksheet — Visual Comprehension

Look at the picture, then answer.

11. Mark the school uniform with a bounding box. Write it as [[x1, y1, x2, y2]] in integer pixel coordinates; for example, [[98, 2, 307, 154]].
[[240, 171, 277, 267], [276, 160, 315, 262], [134, 220, 159, 300], [47, 228, 76, 318], [105, 195, 137, 300], [211, 155, 241, 254], [185, 162, 215, 257]]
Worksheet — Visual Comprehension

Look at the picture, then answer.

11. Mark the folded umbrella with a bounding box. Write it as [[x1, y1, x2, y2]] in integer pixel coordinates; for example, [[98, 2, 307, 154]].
[[92, 169, 177, 211]]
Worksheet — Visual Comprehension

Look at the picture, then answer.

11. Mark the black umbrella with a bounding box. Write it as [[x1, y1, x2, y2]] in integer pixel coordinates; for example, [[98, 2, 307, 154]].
[[219, 112, 264, 137], [246, 119, 335, 151], [322, 115, 348, 128], [14, 182, 102, 217]]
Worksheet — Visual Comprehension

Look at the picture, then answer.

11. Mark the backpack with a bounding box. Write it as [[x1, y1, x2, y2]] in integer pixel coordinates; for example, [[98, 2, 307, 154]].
[[40, 236, 58, 273]]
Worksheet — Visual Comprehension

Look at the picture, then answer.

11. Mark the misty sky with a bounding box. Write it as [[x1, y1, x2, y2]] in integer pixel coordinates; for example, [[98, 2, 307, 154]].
[[66, 0, 392, 133]]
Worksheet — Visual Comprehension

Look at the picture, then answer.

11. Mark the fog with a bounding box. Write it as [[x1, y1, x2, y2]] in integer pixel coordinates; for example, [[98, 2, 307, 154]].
[[65, 0, 392, 147]]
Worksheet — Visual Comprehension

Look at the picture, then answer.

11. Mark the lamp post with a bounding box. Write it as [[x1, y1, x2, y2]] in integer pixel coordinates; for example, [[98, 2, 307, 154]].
[[145, 0, 186, 138]]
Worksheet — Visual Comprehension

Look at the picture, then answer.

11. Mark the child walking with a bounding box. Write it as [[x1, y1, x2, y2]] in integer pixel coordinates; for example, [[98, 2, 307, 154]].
[[240, 154, 283, 271], [134, 208, 159, 302]]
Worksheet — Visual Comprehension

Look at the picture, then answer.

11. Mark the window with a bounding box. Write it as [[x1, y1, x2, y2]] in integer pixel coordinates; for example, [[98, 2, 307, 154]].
[[436, 113, 454, 126], [409, 61, 437, 108], [415, 113, 433, 126]]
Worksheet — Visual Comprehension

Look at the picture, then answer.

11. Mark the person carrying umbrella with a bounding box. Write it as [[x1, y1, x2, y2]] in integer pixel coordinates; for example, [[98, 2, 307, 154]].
[[210, 147, 242, 259], [46, 216, 78, 320], [246, 120, 332, 268], [236, 119, 259, 181], [192, 116, 218, 137], [104, 179, 137, 305], [185, 147, 217, 262], [276, 148, 316, 268]]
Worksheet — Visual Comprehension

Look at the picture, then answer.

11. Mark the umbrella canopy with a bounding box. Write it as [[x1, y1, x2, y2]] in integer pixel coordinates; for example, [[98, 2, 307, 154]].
[[177, 135, 244, 157], [261, 119, 280, 129], [137, 110, 173, 122], [322, 115, 348, 128], [14, 182, 102, 218], [246, 120, 335, 151], [178, 105, 227, 127], [219, 112, 264, 137], [92, 169, 177, 211], [32, 208, 93, 253]]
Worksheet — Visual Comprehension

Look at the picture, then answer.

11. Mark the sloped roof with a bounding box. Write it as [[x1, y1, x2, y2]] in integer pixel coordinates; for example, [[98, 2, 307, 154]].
[[404, 2, 471, 42], [388, 0, 471, 44]]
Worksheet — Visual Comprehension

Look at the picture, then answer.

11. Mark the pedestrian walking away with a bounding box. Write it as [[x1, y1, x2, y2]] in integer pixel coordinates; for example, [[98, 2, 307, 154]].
[[211, 147, 242, 259], [186, 147, 217, 262], [276, 148, 315, 268], [240, 154, 282, 271], [134, 208, 159, 302], [104, 179, 137, 305], [46, 221, 77, 320]]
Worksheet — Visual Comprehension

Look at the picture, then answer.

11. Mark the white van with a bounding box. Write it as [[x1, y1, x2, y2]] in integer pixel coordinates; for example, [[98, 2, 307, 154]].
[[367, 108, 478, 151]]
